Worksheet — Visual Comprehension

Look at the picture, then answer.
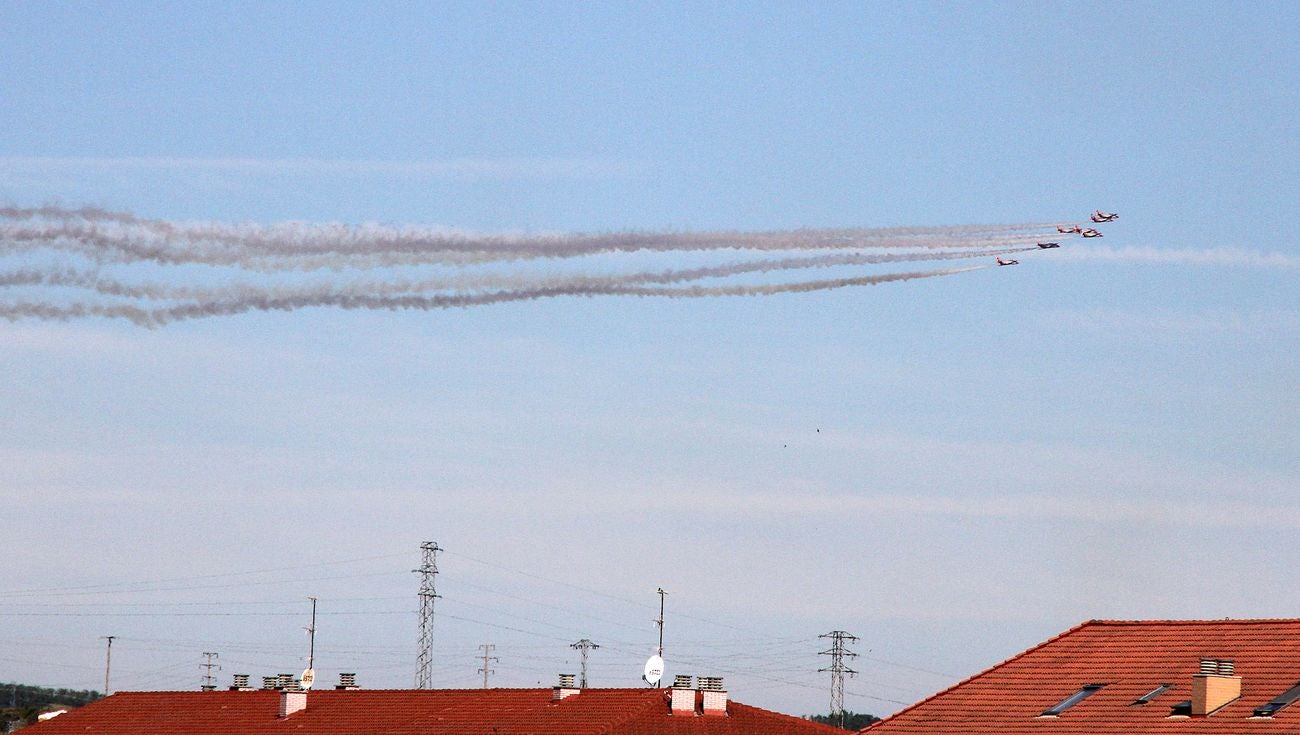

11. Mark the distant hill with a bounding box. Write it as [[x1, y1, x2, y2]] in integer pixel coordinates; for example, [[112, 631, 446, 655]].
[[1, 683, 101, 730]]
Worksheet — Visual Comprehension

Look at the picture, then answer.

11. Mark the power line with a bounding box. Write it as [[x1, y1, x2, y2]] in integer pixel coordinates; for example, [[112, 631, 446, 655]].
[[0, 552, 408, 598]]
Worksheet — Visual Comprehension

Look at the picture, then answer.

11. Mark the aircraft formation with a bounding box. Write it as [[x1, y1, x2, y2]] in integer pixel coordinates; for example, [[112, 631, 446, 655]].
[[998, 210, 1117, 265]]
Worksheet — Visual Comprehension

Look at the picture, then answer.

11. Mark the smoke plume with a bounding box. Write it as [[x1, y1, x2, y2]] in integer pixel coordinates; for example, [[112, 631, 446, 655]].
[[0, 206, 1042, 326]]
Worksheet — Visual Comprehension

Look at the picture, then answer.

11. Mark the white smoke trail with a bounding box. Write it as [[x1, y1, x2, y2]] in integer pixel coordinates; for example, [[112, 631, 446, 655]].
[[0, 206, 1056, 267], [0, 266, 987, 327], [0, 206, 1032, 326], [0, 248, 1029, 302], [1059, 245, 1300, 268]]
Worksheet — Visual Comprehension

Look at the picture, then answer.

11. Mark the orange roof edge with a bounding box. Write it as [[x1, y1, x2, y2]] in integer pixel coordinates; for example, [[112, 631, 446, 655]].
[[861, 619, 1103, 733]]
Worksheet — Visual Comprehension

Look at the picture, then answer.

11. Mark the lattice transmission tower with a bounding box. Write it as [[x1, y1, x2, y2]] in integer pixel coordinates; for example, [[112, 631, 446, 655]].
[[818, 630, 860, 728], [414, 541, 442, 689], [571, 639, 600, 688]]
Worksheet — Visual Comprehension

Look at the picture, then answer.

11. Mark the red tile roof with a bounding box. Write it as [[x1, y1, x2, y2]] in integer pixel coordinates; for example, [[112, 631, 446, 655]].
[[863, 619, 1300, 734], [24, 686, 843, 735]]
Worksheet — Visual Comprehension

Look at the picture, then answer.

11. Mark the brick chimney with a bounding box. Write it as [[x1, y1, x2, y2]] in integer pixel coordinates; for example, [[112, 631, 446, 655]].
[[1192, 658, 1241, 715], [552, 673, 580, 701], [279, 690, 307, 717], [698, 676, 728, 716], [671, 675, 696, 715]]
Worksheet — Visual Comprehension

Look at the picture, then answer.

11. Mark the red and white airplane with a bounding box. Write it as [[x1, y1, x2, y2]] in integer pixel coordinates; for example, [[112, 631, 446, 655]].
[[1057, 225, 1083, 234], [1090, 210, 1119, 223], [1081, 228, 1103, 238], [996, 257, 1019, 266], [1037, 242, 1061, 249]]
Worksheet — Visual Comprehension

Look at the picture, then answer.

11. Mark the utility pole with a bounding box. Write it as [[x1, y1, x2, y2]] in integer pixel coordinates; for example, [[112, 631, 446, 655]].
[[303, 596, 318, 689], [477, 644, 497, 689], [100, 636, 116, 696], [818, 630, 859, 729], [654, 587, 667, 657], [570, 639, 599, 688], [413, 541, 442, 689], [200, 652, 220, 691]]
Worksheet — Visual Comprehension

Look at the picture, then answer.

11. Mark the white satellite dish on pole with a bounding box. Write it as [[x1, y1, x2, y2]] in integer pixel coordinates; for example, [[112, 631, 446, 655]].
[[300, 668, 315, 690], [642, 654, 665, 687]]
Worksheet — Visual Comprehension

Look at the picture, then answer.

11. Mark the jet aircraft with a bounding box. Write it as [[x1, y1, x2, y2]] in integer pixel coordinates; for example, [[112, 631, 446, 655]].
[[996, 257, 1019, 266], [1037, 242, 1061, 249], [1057, 225, 1083, 234], [1091, 210, 1119, 223], [1081, 228, 1104, 238]]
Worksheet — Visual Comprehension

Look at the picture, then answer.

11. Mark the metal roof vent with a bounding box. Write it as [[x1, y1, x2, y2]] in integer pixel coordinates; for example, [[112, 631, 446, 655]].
[[277, 673, 295, 690], [698, 676, 724, 692], [672, 674, 693, 689], [261, 676, 279, 690], [335, 673, 358, 690], [230, 674, 252, 691], [558, 674, 576, 688]]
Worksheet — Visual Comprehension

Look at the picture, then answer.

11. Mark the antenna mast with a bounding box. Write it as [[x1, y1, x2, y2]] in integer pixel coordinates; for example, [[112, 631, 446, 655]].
[[100, 636, 116, 696], [200, 652, 220, 691], [655, 587, 666, 656], [477, 643, 498, 688], [570, 639, 599, 688], [306, 597, 317, 669], [818, 630, 860, 728], [413, 541, 442, 689]]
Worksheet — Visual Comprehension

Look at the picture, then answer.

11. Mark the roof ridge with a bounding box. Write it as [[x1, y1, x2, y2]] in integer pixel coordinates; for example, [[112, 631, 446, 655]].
[[1089, 618, 1300, 625], [728, 701, 845, 732]]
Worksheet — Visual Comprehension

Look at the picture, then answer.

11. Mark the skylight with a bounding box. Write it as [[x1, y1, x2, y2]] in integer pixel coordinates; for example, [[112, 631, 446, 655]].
[[1132, 684, 1173, 705], [1253, 682, 1300, 717], [1041, 684, 1105, 717]]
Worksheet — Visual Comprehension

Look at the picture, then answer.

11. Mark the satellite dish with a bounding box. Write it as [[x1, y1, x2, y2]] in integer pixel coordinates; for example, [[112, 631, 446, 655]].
[[299, 668, 315, 690], [642, 654, 665, 687]]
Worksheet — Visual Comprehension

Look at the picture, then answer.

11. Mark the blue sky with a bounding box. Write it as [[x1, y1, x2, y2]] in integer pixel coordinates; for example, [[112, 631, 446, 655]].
[[1, 0, 1297, 718]]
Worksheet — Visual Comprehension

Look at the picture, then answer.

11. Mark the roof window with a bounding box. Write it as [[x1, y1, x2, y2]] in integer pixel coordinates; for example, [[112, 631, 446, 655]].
[[1132, 684, 1173, 705], [1253, 682, 1300, 717], [1040, 684, 1105, 717]]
